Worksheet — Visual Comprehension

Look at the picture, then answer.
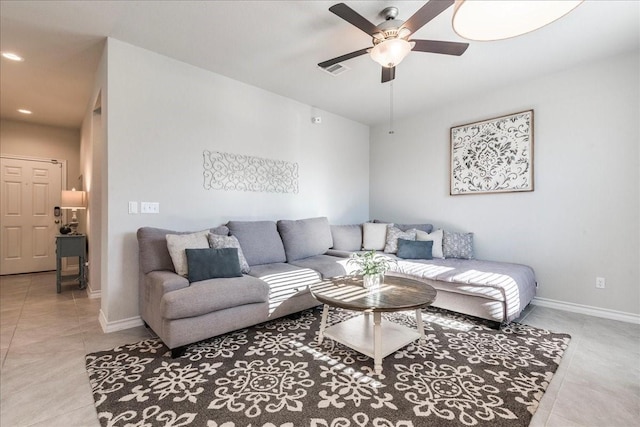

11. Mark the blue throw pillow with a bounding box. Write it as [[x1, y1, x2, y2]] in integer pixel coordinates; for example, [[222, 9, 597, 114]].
[[185, 247, 242, 283], [397, 239, 433, 260]]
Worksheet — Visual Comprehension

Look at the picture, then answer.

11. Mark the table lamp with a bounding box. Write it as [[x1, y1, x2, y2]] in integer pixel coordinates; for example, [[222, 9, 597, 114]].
[[61, 188, 87, 235]]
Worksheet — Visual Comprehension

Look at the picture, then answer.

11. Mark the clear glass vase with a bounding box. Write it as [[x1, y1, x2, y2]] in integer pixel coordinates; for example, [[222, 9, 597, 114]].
[[363, 274, 381, 289]]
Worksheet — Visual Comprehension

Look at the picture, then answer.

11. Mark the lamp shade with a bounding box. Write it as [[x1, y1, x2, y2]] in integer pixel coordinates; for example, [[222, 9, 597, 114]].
[[61, 190, 87, 209], [370, 38, 415, 68], [452, 0, 583, 41]]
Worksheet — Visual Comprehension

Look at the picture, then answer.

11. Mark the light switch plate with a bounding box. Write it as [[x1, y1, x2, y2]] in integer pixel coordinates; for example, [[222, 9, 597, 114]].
[[128, 201, 138, 214], [141, 202, 160, 214]]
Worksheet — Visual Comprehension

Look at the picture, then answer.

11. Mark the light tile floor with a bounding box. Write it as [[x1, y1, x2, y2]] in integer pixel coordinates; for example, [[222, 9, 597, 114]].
[[1, 272, 639, 426]]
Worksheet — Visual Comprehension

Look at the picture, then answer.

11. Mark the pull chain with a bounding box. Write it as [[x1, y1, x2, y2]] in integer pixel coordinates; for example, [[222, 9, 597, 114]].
[[389, 80, 395, 135]]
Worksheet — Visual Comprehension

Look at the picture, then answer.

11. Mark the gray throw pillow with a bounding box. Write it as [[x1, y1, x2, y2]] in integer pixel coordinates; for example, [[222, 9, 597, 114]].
[[185, 247, 242, 283], [384, 225, 417, 254], [443, 231, 474, 259], [277, 217, 333, 262], [397, 239, 433, 259], [207, 233, 250, 273]]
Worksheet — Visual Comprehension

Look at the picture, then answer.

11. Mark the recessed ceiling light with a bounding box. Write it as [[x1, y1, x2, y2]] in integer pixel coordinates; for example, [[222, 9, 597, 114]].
[[1, 52, 24, 62], [17, 109, 32, 115]]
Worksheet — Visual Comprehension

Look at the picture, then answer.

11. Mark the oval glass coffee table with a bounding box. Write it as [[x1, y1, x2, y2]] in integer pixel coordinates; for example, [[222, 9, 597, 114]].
[[309, 274, 437, 375]]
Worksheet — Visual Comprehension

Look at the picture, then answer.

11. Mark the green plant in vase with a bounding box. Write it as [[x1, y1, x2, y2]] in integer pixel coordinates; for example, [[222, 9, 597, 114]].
[[347, 250, 397, 288]]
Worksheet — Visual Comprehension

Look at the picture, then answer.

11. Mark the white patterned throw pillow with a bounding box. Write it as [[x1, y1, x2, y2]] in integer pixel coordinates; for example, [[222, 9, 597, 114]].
[[166, 230, 210, 276], [207, 233, 250, 274], [415, 229, 444, 259], [384, 225, 417, 254], [443, 230, 474, 259]]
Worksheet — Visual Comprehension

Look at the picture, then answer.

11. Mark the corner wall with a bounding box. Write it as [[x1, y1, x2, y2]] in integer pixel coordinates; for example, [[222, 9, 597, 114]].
[[370, 51, 639, 318], [80, 42, 108, 299], [101, 39, 370, 328]]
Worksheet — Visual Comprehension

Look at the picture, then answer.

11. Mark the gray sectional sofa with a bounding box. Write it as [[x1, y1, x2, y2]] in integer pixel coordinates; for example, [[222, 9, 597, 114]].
[[137, 217, 536, 356]]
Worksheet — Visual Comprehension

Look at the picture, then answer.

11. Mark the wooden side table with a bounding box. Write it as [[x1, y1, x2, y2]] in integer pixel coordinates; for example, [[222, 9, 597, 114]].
[[56, 234, 87, 293]]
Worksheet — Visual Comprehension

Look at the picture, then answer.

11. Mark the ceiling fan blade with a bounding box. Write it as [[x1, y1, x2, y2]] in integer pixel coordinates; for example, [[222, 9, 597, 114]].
[[381, 66, 396, 83], [318, 48, 369, 69], [401, 0, 454, 35], [412, 39, 469, 56], [329, 3, 380, 37]]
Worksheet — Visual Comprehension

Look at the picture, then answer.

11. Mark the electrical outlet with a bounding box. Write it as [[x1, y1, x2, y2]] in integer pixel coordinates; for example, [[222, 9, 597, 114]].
[[596, 277, 606, 289]]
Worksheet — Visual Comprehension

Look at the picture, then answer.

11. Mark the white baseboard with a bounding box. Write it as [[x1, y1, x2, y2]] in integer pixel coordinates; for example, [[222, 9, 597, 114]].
[[85, 283, 101, 299], [531, 297, 640, 324], [98, 309, 144, 333]]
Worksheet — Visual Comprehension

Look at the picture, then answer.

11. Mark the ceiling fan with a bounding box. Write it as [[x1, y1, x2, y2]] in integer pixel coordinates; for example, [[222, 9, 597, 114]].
[[318, 0, 469, 83]]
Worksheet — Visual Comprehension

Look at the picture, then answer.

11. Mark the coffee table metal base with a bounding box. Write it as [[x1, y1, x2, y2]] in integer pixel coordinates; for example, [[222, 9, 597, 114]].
[[317, 305, 426, 375]]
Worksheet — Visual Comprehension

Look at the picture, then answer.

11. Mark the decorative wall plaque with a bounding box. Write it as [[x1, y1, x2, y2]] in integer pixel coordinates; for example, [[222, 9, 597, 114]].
[[450, 110, 534, 195], [203, 150, 299, 194]]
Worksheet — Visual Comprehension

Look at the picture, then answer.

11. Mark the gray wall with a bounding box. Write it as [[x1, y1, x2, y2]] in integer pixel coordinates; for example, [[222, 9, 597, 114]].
[[85, 41, 638, 326], [90, 39, 370, 327], [370, 51, 639, 316]]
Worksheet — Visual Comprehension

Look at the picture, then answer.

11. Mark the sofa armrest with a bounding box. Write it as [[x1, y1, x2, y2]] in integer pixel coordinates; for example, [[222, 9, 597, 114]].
[[140, 270, 190, 330]]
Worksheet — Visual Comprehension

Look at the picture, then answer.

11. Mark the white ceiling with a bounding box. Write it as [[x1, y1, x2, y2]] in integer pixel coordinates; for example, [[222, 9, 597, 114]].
[[1, 1, 638, 129]]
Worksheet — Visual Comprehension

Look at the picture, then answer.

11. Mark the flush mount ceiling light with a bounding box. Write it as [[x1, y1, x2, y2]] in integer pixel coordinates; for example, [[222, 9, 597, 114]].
[[1, 52, 24, 61], [370, 37, 416, 68], [17, 109, 32, 115], [452, 0, 584, 41]]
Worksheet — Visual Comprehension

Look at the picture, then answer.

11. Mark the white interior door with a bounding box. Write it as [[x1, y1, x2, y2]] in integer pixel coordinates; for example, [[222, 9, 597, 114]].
[[1, 156, 63, 275]]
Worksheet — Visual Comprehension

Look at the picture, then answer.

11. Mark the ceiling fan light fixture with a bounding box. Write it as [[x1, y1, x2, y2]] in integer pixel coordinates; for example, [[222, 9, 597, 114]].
[[452, 0, 584, 41], [370, 38, 415, 68]]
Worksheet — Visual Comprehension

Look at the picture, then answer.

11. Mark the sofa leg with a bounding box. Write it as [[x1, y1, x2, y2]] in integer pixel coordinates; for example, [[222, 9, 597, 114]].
[[171, 346, 187, 358]]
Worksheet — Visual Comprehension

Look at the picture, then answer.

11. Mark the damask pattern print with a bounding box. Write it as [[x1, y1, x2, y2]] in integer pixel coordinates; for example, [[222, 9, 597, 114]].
[[209, 358, 313, 418], [203, 150, 299, 193], [450, 110, 533, 195], [395, 361, 518, 425], [85, 306, 570, 427]]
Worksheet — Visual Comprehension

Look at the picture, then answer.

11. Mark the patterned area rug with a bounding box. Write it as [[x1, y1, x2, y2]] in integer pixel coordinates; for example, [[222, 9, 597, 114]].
[[85, 307, 570, 427]]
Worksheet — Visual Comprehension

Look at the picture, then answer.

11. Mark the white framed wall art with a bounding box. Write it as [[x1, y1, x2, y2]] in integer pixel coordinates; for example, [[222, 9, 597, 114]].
[[450, 110, 534, 195]]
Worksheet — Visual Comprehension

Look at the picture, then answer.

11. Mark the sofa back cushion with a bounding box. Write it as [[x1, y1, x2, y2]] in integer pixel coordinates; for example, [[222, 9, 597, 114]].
[[137, 226, 229, 274], [227, 220, 286, 265], [277, 217, 333, 262], [330, 224, 363, 251]]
